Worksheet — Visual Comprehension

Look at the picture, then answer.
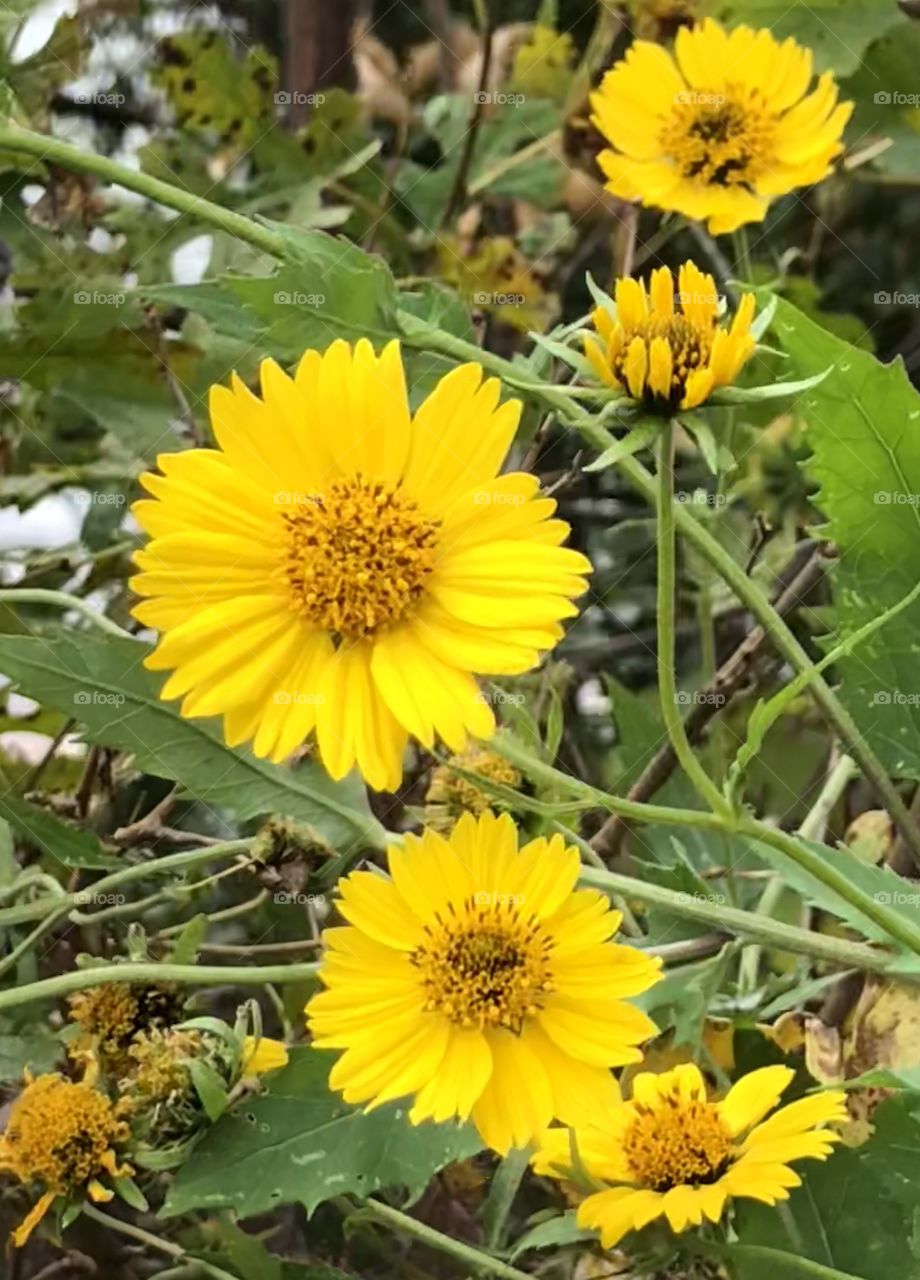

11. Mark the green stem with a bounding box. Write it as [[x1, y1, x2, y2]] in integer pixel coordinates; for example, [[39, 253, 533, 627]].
[[738, 752, 858, 993], [0, 839, 253, 926], [81, 1206, 239, 1280], [0, 958, 321, 1014], [0, 588, 132, 639], [494, 735, 920, 957], [691, 1240, 867, 1280], [0, 126, 284, 258], [655, 422, 730, 816], [347, 1197, 534, 1280]]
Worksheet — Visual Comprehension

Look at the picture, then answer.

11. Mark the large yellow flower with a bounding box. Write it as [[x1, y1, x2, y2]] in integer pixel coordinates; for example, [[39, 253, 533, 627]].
[[131, 340, 591, 791], [585, 262, 755, 410], [591, 19, 852, 234], [0, 1072, 131, 1247], [306, 812, 662, 1154], [533, 1063, 847, 1247]]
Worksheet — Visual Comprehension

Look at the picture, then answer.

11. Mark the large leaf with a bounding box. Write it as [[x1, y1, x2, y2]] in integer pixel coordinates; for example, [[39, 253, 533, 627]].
[[770, 295, 920, 778], [140, 228, 401, 364], [843, 26, 920, 176], [0, 632, 384, 851], [162, 1047, 482, 1219], [712, 0, 907, 76], [732, 1096, 920, 1280]]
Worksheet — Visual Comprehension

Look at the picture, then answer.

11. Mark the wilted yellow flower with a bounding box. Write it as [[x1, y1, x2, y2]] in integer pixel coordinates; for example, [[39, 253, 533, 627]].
[[132, 341, 590, 791], [68, 981, 184, 1077], [585, 262, 755, 410], [424, 747, 522, 831], [591, 19, 852, 234], [533, 1063, 847, 1247], [307, 812, 661, 1154], [0, 1073, 131, 1247]]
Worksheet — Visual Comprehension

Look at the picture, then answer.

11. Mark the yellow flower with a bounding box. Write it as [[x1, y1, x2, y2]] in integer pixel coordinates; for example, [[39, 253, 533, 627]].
[[0, 1073, 131, 1247], [242, 1036, 289, 1075], [591, 18, 852, 234], [306, 812, 661, 1154], [585, 262, 755, 410], [132, 340, 590, 791], [533, 1063, 847, 1248]]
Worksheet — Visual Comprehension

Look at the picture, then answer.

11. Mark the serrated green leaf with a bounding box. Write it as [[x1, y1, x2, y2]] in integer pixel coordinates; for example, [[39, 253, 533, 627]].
[[0, 793, 118, 870], [709, 368, 829, 404], [770, 294, 920, 777], [162, 1047, 482, 1219], [0, 632, 384, 851]]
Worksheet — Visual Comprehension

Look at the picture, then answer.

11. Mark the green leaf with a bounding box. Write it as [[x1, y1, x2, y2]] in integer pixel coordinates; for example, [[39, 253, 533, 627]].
[[188, 1058, 230, 1122], [769, 294, 920, 778], [843, 26, 920, 176], [0, 793, 118, 870], [708, 368, 830, 404], [584, 420, 660, 472], [0, 632, 384, 851], [732, 1097, 920, 1280], [509, 1211, 594, 1260], [162, 1047, 482, 1219]]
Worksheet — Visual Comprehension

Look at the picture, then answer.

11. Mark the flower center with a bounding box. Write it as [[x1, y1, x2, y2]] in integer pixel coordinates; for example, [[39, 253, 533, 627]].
[[613, 314, 711, 405], [411, 900, 554, 1032], [3, 1076, 127, 1194], [661, 86, 777, 188], [280, 478, 440, 641], [623, 1095, 733, 1191]]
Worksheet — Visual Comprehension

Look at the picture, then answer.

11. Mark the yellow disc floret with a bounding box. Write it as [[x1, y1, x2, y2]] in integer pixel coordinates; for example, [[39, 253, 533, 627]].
[[280, 478, 440, 640]]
